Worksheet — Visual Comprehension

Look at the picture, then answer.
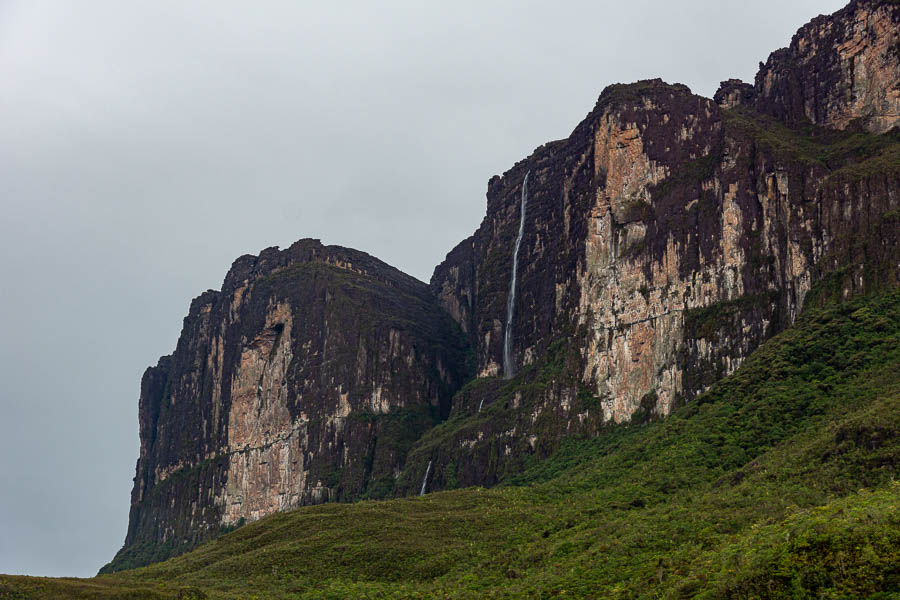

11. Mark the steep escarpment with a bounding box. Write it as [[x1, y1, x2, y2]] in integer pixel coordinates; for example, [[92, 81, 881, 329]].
[[104, 240, 469, 571], [11, 289, 900, 599], [414, 0, 900, 494], [754, 0, 900, 134], [106, 0, 900, 571]]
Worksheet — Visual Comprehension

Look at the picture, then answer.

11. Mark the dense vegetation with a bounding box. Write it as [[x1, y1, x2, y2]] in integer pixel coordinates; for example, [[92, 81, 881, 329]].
[[723, 106, 900, 180], [2, 288, 898, 599]]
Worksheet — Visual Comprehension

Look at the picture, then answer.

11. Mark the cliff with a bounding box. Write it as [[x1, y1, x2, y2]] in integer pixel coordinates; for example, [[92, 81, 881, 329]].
[[754, 0, 900, 134], [106, 0, 900, 571], [408, 0, 900, 492], [103, 240, 469, 571]]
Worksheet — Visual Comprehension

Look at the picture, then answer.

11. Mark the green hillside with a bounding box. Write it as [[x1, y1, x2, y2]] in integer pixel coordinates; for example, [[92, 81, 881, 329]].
[[2, 289, 899, 598]]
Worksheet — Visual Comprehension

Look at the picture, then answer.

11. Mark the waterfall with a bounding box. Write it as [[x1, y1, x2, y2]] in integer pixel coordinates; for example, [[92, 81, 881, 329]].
[[419, 460, 432, 496], [503, 171, 529, 379]]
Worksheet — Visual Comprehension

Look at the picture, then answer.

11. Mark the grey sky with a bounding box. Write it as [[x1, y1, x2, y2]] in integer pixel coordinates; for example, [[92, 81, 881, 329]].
[[0, 0, 846, 577]]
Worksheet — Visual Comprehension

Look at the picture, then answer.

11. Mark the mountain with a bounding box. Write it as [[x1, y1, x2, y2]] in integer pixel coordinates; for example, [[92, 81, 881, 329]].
[[5, 287, 899, 598], [405, 0, 900, 493], [87, 0, 900, 578], [102, 240, 470, 571]]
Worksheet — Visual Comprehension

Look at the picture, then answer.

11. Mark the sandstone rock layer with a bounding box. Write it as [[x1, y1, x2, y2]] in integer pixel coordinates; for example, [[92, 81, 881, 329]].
[[105, 240, 468, 570]]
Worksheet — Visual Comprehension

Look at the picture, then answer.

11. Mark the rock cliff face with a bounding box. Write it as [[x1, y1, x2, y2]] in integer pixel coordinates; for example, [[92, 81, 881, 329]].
[[755, 0, 900, 134], [411, 0, 900, 492], [104, 240, 469, 571], [108, 0, 900, 571]]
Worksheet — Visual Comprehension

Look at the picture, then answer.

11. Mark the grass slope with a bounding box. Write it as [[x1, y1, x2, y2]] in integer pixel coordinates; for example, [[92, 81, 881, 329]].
[[3, 290, 900, 599]]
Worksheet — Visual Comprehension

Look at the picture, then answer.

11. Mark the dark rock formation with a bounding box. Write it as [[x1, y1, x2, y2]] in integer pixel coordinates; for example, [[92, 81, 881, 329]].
[[103, 240, 469, 571], [407, 0, 900, 494], [107, 0, 900, 572], [754, 0, 900, 134], [714, 79, 756, 109]]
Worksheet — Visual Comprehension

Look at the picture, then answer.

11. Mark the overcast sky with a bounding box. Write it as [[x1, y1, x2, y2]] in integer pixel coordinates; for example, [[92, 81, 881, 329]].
[[0, 0, 847, 578]]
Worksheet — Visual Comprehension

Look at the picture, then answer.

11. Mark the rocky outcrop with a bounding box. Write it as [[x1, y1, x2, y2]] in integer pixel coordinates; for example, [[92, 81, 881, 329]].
[[415, 0, 900, 491], [108, 0, 900, 571], [103, 240, 469, 571], [430, 77, 893, 425], [754, 0, 900, 134], [714, 79, 756, 110]]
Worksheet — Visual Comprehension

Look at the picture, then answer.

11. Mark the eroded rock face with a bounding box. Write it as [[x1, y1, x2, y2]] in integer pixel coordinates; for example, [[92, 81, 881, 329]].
[[106, 240, 469, 570], [110, 0, 900, 572], [431, 82, 769, 424], [714, 79, 756, 110], [575, 86, 726, 421], [755, 0, 900, 134], [421, 0, 900, 489]]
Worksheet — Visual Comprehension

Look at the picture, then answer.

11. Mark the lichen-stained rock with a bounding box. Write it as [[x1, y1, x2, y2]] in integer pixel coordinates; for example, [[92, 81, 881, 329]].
[[714, 79, 756, 110], [424, 0, 900, 491], [430, 235, 477, 335], [576, 83, 727, 421], [755, 0, 900, 134], [109, 0, 900, 573], [104, 239, 469, 572]]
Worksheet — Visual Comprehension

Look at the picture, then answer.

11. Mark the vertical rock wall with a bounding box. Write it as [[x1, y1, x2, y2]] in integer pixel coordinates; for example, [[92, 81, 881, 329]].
[[755, 0, 900, 134], [420, 0, 900, 490], [109, 0, 900, 571], [105, 240, 469, 571]]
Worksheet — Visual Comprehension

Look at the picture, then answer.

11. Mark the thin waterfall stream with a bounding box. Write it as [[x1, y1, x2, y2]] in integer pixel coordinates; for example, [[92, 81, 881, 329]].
[[419, 460, 432, 496], [503, 171, 529, 379]]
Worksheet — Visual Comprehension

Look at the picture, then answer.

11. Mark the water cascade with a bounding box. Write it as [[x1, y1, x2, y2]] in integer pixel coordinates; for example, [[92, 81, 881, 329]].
[[503, 171, 530, 379], [419, 460, 432, 496]]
